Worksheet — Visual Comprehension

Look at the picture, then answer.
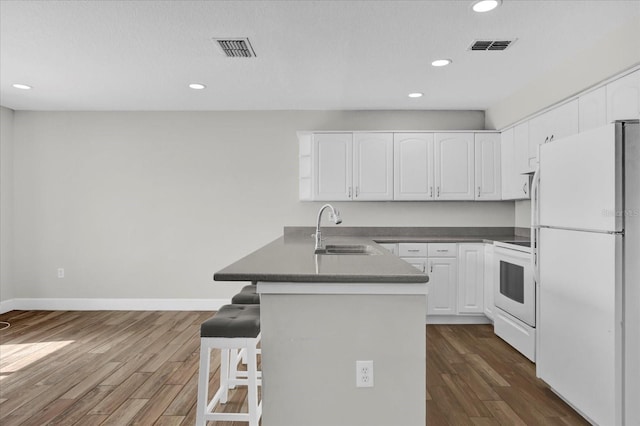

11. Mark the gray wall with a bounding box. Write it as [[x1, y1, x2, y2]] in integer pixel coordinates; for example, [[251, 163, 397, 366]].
[[7, 110, 511, 300], [485, 17, 640, 130], [8, 110, 517, 301], [515, 200, 532, 229], [1, 107, 14, 303]]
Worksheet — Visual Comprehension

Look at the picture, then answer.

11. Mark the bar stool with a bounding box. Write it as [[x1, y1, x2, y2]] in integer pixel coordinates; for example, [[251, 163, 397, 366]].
[[196, 304, 262, 426], [232, 284, 260, 305], [230, 284, 261, 367]]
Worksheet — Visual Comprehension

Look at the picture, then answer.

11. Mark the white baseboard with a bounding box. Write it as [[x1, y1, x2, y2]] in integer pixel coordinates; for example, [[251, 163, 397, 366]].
[[0, 298, 231, 314], [426, 315, 492, 325], [0, 299, 18, 315]]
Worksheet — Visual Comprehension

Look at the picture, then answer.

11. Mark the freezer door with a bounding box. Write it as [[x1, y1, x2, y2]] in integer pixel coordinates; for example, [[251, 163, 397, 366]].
[[537, 227, 622, 425], [538, 124, 622, 232]]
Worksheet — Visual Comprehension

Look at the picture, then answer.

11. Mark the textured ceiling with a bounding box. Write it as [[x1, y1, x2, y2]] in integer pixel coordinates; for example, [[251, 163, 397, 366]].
[[1, 0, 639, 111]]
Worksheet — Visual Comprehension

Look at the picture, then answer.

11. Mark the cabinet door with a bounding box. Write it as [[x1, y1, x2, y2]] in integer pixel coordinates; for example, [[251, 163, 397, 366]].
[[393, 133, 434, 200], [579, 86, 607, 132], [514, 122, 532, 174], [378, 243, 398, 256], [607, 70, 640, 122], [434, 133, 474, 200], [501, 128, 530, 200], [474, 133, 501, 200], [458, 244, 484, 314], [299, 133, 313, 200], [547, 99, 579, 142], [313, 133, 353, 200], [528, 112, 550, 168], [483, 244, 495, 320], [353, 133, 393, 200], [529, 100, 580, 170], [401, 257, 427, 274], [427, 257, 457, 315]]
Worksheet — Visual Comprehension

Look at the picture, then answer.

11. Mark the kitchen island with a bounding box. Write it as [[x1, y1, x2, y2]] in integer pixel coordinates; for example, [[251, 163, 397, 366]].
[[214, 233, 429, 426]]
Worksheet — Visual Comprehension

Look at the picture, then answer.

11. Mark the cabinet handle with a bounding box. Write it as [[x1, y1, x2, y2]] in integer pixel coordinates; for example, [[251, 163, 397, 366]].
[[430, 186, 433, 198], [437, 187, 440, 197], [408, 249, 420, 253], [477, 186, 481, 198], [355, 186, 359, 197], [430, 264, 433, 273], [544, 136, 549, 143], [422, 265, 426, 273], [348, 187, 352, 198], [436, 249, 448, 252], [550, 134, 554, 142], [523, 183, 528, 194]]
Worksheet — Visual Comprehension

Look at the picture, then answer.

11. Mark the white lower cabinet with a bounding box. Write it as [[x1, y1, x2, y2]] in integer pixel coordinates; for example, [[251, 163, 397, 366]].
[[457, 244, 484, 314], [427, 257, 458, 315], [377, 242, 398, 256], [390, 242, 491, 323], [483, 244, 495, 320]]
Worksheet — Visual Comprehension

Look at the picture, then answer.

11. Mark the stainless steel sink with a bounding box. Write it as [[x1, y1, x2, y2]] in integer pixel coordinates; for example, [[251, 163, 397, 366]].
[[315, 244, 381, 255]]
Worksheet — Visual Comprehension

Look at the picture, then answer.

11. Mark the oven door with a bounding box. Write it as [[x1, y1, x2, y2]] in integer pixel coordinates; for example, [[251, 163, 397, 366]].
[[494, 247, 535, 327]]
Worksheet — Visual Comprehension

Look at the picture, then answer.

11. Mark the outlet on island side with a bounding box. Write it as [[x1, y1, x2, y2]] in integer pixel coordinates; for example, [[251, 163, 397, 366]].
[[356, 360, 374, 388], [57, 268, 64, 279]]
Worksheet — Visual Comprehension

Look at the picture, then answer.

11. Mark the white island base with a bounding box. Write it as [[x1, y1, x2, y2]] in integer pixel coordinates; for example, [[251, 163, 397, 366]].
[[257, 281, 427, 426]]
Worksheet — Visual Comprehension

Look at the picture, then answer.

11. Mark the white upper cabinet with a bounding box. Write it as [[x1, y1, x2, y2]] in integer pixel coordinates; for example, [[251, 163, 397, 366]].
[[528, 99, 579, 168], [474, 133, 501, 200], [579, 86, 607, 132], [607, 70, 640, 122], [312, 133, 353, 201], [514, 122, 531, 174], [458, 244, 485, 314], [434, 133, 475, 200], [393, 133, 435, 200], [353, 133, 393, 200], [310, 132, 393, 201], [501, 128, 530, 200]]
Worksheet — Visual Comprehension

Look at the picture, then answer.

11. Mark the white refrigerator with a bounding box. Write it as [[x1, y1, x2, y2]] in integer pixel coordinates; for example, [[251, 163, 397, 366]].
[[533, 121, 639, 426]]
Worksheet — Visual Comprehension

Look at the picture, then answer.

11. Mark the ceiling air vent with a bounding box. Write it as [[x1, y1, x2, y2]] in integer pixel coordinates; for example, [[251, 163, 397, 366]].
[[469, 39, 515, 51], [214, 38, 256, 58]]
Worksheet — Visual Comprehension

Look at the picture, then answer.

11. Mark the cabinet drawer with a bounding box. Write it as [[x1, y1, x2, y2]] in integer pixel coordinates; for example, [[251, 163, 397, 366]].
[[428, 243, 457, 257], [398, 243, 428, 257]]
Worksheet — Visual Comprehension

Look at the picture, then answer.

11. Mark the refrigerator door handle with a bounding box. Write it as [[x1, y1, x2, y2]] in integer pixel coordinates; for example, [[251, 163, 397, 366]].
[[531, 167, 541, 284]]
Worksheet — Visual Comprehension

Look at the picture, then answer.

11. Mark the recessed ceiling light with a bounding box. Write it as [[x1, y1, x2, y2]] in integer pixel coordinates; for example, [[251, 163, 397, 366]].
[[431, 59, 452, 67], [188, 83, 206, 90], [12, 83, 32, 90], [408, 93, 424, 98], [472, 0, 501, 13]]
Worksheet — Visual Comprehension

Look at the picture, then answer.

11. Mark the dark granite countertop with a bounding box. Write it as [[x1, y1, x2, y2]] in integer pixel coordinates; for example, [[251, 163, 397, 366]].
[[214, 235, 429, 284], [213, 227, 531, 284]]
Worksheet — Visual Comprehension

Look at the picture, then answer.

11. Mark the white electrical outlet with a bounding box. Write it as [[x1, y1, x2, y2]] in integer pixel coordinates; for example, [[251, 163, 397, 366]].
[[356, 360, 374, 388], [57, 268, 64, 278]]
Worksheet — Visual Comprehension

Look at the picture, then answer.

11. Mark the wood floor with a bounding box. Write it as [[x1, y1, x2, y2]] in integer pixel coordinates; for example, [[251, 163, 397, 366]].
[[0, 310, 589, 426]]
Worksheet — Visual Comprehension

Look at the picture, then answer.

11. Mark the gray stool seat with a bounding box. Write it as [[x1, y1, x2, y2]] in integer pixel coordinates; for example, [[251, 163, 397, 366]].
[[201, 304, 260, 338], [231, 285, 260, 305]]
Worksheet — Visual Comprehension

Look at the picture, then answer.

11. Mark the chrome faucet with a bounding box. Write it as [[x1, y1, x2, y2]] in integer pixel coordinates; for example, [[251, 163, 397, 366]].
[[314, 204, 342, 252]]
